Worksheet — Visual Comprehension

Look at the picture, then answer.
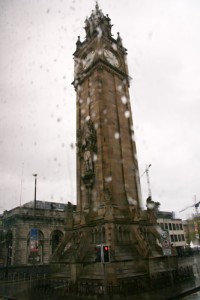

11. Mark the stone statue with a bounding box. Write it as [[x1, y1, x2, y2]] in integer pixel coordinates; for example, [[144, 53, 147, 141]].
[[77, 120, 97, 173]]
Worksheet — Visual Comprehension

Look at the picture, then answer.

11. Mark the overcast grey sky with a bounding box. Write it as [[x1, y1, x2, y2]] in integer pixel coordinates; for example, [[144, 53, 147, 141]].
[[0, 0, 200, 220]]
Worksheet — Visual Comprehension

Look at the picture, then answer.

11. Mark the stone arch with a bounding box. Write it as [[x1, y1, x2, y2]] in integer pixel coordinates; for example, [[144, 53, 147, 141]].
[[5, 230, 13, 266], [51, 230, 64, 254]]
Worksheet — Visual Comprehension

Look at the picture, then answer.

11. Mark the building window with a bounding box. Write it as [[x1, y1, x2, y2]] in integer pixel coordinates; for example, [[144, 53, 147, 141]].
[[169, 223, 172, 230], [51, 230, 64, 254], [180, 224, 183, 230], [27, 230, 44, 264], [171, 235, 174, 242], [164, 223, 168, 230], [174, 235, 178, 242], [172, 223, 176, 230]]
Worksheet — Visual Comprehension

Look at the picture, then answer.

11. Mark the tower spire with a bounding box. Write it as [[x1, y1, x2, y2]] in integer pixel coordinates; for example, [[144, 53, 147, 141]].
[[84, 2, 113, 41], [95, 1, 99, 11]]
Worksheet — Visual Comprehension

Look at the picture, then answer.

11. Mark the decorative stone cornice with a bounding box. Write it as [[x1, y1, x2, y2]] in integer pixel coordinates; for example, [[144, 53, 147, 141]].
[[73, 59, 130, 90]]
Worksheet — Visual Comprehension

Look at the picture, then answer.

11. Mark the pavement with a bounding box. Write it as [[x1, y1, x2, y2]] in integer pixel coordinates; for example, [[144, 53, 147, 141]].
[[1, 255, 200, 299]]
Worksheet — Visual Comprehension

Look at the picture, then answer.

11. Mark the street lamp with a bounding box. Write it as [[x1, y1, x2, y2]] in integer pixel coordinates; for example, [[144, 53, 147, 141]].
[[33, 174, 37, 223]]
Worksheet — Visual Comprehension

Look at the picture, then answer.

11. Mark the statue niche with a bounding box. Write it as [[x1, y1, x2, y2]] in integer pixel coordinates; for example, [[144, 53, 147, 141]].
[[77, 120, 97, 187]]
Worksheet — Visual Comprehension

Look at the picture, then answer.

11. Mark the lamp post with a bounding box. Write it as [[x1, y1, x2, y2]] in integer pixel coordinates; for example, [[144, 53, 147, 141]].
[[31, 174, 38, 267], [33, 174, 37, 224]]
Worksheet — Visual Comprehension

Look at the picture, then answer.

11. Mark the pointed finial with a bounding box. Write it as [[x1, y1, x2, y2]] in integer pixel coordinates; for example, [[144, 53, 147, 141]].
[[117, 32, 123, 47], [95, 1, 99, 11], [76, 36, 82, 50]]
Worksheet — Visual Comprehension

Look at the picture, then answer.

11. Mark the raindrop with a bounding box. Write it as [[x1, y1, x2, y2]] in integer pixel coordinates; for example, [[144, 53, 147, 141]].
[[131, 134, 135, 142], [117, 85, 122, 92], [92, 112, 96, 118], [94, 123, 98, 130], [105, 176, 112, 183], [114, 132, 120, 139], [93, 154, 97, 162], [112, 43, 117, 51], [97, 26, 102, 38], [121, 96, 127, 104], [148, 31, 153, 39], [77, 85, 82, 92], [81, 109, 85, 114], [57, 117, 62, 122], [124, 110, 130, 118], [128, 198, 137, 205], [85, 115, 90, 121], [79, 99, 83, 104], [93, 206, 98, 212], [103, 109, 107, 115], [46, 9, 50, 14], [147, 202, 154, 209]]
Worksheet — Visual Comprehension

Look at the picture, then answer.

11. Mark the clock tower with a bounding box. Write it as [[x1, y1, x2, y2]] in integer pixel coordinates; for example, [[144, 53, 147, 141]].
[[51, 3, 164, 286], [74, 3, 142, 221]]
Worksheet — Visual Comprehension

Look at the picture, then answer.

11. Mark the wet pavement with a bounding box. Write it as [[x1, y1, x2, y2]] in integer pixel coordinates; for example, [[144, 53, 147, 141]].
[[0, 279, 200, 300], [1, 255, 200, 300]]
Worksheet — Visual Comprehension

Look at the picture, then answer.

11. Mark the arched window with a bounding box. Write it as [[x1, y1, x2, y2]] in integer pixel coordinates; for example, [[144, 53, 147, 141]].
[[51, 230, 64, 254], [5, 230, 13, 266], [27, 230, 44, 264]]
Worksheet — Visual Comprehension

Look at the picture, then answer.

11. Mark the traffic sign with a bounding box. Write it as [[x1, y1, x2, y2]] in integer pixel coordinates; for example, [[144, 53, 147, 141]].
[[160, 230, 172, 256]]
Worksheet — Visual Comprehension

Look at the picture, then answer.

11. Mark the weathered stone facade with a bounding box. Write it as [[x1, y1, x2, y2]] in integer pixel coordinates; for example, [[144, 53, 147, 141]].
[[0, 201, 73, 266]]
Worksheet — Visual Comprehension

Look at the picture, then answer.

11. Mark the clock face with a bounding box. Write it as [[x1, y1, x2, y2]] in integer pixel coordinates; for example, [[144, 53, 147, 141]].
[[83, 51, 95, 69], [104, 49, 119, 67]]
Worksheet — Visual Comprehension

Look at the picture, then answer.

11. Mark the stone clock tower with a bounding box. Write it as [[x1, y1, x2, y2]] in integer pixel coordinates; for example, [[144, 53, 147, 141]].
[[51, 3, 165, 285], [74, 3, 141, 222]]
